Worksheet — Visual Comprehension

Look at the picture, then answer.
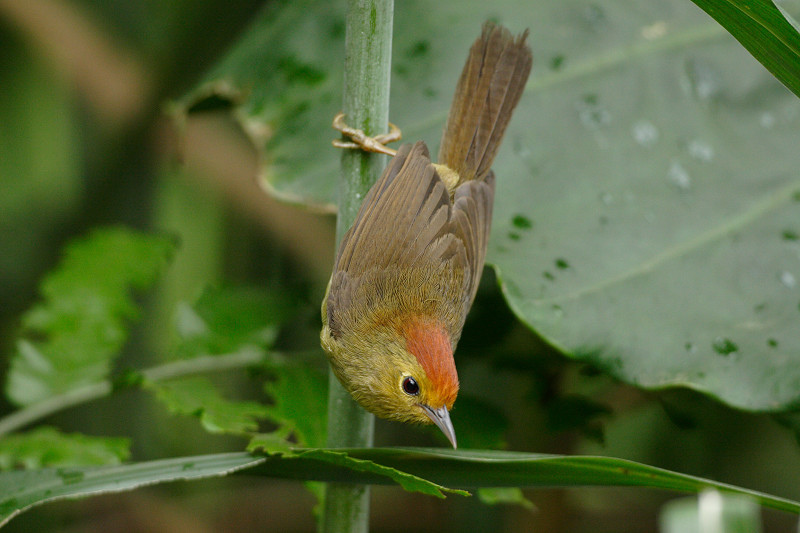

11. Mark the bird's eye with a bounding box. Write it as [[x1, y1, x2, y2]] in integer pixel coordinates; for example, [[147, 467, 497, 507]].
[[401, 376, 420, 396]]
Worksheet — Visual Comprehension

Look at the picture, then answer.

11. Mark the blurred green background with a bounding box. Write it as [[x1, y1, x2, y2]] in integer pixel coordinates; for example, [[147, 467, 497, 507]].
[[1, 0, 799, 531]]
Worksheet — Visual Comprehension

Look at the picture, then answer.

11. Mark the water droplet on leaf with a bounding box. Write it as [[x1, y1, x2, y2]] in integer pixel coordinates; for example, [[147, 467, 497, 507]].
[[667, 160, 691, 190], [512, 137, 531, 158], [584, 4, 606, 26], [779, 271, 796, 288], [641, 21, 668, 40], [684, 59, 720, 101], [577, 97, 611, 130], [632, 120, 659, 147], [687, 139, 714, 162]]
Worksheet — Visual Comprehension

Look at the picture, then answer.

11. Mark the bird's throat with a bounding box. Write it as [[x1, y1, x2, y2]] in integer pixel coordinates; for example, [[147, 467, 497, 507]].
[[402, 318, 459, 408]]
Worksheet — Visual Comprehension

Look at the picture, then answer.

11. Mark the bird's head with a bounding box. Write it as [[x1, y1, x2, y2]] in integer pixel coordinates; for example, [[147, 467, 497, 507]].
[[324, 316, 459, 447]]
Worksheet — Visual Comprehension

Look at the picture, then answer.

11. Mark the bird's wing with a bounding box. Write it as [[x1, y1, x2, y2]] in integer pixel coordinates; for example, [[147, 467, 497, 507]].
[[334, 142, 458, 276], [450, 170, 495, 310], [327, 142, 494, 339]]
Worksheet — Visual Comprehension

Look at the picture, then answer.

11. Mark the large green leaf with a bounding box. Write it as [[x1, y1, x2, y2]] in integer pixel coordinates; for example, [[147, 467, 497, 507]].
[[490, 0, 800, 410], [175, 1, 800, 411], [4, 449, 798, 527], [172, 0, 345, 209]]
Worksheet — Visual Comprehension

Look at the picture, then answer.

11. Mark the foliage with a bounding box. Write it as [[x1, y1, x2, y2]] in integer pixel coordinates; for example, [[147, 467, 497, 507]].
[[4, 448, 799, 528], [2, 0, 800, 531], [174, 0, 800, 413], [689, 0, 800, 98], [6, 227, 174, 406], [0, 427, 129, 470]]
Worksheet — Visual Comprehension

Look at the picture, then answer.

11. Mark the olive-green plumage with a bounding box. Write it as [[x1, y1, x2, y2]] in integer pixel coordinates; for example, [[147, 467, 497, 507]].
[[321, 22, 532, 447]]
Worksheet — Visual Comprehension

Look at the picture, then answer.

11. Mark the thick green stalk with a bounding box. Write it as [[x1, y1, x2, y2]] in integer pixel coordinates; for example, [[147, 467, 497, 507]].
[[323, 0, 393, 532]]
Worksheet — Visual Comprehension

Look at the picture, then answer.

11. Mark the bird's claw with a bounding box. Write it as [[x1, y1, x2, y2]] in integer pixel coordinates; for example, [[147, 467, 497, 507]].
[[332, 112, 400, 156]]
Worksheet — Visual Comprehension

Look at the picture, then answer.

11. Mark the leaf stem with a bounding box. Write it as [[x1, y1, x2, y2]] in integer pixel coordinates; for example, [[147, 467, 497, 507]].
[[0, 348, 274, 438], [323, 0, 394, 532]]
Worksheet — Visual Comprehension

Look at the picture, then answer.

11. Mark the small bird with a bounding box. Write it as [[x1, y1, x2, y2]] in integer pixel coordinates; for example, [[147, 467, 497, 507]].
[[321, 22, 532, 448]]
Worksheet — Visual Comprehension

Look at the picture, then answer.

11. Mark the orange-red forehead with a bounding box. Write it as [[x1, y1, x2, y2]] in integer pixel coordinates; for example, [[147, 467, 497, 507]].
[[401, 318, 459, 408]]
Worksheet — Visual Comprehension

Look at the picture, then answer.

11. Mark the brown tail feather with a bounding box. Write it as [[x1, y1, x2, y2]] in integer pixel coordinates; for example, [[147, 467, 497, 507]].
[[437, 22, 532, 183]]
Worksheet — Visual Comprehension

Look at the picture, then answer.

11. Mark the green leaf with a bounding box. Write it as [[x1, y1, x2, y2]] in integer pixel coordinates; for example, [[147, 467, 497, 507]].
[[247, 429, 293, 455], [246, 360, 328, 464], [175, 1, 800, 411], [483, 2, 800, 413], [689, 0, 800, 98], [251, 448, 800, 513], [294, 449, 468, 499], [1, 449, 798, 527], [254, 361, 329, 519], [263, 361, 328, 448], [477, 487, 535, 511], [0, 427, 129, 470], [171, 0, 345, 210], [143, 285, 298, 438], [173, 285, 292, 359], [0, 453, 265, 528], [147, 376, 270, 435], [6, 227, 174, 406]]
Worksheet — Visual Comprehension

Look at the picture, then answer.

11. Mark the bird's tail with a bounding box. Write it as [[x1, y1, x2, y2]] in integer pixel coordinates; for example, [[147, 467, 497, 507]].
[[437, 22, 532, 183]]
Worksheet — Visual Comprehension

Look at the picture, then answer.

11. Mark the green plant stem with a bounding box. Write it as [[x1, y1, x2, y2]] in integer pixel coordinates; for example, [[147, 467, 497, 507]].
[[0, 348, 276, 437], [323, 1, 393, 532]]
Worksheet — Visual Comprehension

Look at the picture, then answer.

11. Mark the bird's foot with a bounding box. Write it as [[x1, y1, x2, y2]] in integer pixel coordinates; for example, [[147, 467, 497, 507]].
[[332, 112, 400, 156]]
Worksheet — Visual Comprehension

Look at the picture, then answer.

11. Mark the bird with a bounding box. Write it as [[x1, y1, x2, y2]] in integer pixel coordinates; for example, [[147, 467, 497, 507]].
[[321, 22, 532, 448]]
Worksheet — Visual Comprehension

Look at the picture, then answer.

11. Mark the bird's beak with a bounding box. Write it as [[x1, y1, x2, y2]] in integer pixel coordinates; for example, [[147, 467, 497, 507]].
[[421, 404, 457, 449]]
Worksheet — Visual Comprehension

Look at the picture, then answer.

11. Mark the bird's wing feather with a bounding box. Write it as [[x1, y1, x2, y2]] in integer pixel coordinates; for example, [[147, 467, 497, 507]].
[[327, 142, 492, 338], [450, 171, 495, 309], [335, 142, 451, 274]]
